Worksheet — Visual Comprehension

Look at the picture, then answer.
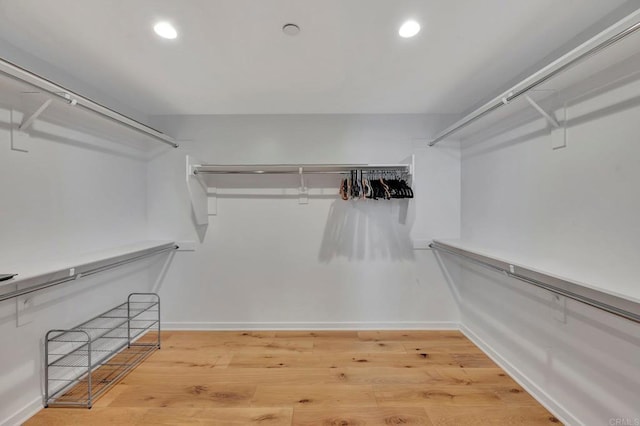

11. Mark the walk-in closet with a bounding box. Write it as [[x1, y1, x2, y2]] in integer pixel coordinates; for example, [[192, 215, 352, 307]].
[[0, 1, 639, 425]]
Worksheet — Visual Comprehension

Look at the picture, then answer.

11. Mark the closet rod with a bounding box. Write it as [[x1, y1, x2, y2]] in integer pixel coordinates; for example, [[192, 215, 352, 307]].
[[429, 12, 640, 146], [0, 57, 178, 148], [0, 243, 178, 303], [196, 170, 345, 175], [193, 170, 409, 175], [193, 164, 411, 175], [430, 241, 640, 324]]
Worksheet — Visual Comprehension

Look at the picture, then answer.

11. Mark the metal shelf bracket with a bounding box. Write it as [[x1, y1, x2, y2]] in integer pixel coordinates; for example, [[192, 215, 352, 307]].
[[524, 94, 567, 150]]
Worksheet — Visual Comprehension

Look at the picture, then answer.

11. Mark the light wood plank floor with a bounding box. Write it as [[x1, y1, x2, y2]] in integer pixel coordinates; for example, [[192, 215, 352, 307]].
[[26, 331, 561, 425]]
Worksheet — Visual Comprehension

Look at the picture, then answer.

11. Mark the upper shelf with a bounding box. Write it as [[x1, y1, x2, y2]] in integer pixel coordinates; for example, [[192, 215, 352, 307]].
[[430, 9, 640, 145], [0, 57, 178, 152], [192, 163, 413, 175]]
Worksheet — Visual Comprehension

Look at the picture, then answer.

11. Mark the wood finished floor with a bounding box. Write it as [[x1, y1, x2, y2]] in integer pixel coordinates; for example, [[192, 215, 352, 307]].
[[26, 331, 561, 425]]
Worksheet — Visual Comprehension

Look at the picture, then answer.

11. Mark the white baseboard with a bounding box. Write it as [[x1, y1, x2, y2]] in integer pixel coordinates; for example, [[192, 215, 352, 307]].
[[163, 321, 459, 331], [1, 397, 42, 426], [460, 324, 579, 426]]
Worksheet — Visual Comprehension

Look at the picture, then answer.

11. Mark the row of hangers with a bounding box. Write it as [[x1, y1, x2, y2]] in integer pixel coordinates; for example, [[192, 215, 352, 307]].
[[339, 170, 413, 200]]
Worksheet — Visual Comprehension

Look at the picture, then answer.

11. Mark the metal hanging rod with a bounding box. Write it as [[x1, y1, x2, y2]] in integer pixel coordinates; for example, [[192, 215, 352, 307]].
[[430, 241, 640, 324], [0, 243, 178, 302], [0, 57, 178, 148], [192, 164, 412, 175], [429, 11, 640, 146]]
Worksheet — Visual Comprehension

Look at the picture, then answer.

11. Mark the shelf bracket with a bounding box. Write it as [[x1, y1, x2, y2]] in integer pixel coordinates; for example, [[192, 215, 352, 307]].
[[19, 98, 53, 131], [9, 92, 80, 152], [10, 96, 56, 152], [10, 109, 29, 152], [524, 95, 560, 128], [524, 94, 566, 150], [16, 293, 35, 327], [298, 167, 308, 204]]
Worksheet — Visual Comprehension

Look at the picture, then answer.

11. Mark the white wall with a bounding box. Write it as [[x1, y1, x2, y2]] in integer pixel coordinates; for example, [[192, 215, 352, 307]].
[[0, 114, 149, 262], [453, 67, 640, 424], [0, 107, 160, 425], [148, 114, 461, 329]]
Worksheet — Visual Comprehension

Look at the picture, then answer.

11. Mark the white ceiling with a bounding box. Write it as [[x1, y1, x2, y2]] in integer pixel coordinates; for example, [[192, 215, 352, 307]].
[[0, 0, 632, 115]]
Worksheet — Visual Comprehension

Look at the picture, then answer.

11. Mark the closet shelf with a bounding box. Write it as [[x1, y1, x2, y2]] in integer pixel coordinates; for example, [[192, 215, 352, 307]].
[[0, 56, 178, 150], [186, 157, 415, 224], [0, 241, 178, 302], [191, 163, 413, 175], [430, 9, 640, 145], [430, 240, 640, 323]]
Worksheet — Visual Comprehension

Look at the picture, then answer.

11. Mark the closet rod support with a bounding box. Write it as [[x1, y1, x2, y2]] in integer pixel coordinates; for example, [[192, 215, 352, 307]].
[[524, 95, 561, 129], [19, 98, 53, 131], [61, 92, 78, 106]]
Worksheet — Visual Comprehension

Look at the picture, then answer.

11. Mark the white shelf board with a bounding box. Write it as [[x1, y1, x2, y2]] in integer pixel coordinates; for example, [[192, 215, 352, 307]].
[[0, 240, 176, 292], [434, 239, 640, 306]]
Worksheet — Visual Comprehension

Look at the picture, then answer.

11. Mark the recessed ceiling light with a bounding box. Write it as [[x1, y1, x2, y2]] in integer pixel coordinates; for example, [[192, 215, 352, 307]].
[[282, 23, 301, 36], [154, 21, 178, 39], [399, 20, 420, 38]]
